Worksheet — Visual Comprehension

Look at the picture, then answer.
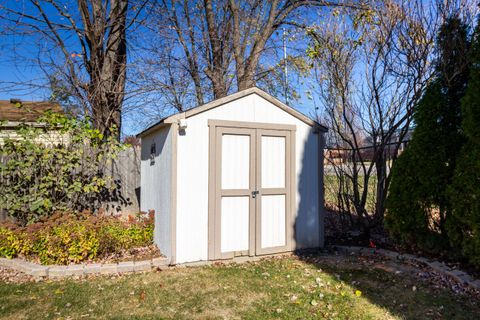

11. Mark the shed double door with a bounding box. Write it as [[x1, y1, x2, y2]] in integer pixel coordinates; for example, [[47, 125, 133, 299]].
[[211, 124, 293, 259]]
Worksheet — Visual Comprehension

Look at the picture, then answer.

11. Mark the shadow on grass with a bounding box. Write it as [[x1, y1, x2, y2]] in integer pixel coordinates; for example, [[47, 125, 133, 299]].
[[295, 251, 480, 320]]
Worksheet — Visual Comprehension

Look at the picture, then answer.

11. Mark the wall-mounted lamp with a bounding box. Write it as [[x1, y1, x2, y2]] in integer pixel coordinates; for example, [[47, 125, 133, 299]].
[[178, 118, 187, 130]]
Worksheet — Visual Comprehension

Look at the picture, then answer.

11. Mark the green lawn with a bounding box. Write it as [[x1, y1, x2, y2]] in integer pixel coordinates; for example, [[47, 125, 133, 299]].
[[1, 255, 479, 319], [324, 174, 378, 212]]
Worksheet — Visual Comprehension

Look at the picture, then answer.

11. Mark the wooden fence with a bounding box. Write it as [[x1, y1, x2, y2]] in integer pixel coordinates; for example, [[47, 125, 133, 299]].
[[103, 145, 141, 215], [0, 146, 141, 222]]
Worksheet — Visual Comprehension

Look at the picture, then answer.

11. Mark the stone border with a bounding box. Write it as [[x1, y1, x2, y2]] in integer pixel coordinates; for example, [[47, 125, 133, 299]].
[[0, 257, 169, 279], [329, 245, 480, 292]]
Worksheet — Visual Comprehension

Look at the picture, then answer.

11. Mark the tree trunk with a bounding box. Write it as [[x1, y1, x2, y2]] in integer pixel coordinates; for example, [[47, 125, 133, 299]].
[[375, 151, 387, 224], [203, 0, 228, 99], [82, 0, 127, 140]]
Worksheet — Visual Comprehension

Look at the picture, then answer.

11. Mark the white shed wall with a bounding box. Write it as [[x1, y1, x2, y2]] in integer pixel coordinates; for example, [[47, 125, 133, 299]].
[[140, 126, 173, 259], [175, 93, 323, 263]]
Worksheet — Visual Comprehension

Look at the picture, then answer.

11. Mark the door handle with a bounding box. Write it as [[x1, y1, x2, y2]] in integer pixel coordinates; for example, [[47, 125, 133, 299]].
[[252, 190, 260, 198]]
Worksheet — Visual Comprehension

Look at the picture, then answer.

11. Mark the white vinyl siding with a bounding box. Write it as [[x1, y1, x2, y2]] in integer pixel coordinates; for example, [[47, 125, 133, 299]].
[[140, 126, 173, 258]]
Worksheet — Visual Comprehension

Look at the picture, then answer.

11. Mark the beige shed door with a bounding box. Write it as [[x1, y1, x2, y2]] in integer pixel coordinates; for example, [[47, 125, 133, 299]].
[[210, 122, 293, 260], [256, 130, 291, 255]]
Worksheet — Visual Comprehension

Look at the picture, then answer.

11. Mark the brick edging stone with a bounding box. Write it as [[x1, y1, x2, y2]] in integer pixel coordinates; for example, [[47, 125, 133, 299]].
[[328, 245, 480, 292], [0, 257, 169, 279]]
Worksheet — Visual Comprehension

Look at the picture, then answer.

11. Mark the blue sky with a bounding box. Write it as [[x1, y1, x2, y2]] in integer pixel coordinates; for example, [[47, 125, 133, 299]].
[[0, 1, 323, 136]]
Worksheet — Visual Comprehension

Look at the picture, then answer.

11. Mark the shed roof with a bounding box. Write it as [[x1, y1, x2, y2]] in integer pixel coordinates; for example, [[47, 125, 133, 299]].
[[137, 87, 327, 138], [0, 100, 63, 122]]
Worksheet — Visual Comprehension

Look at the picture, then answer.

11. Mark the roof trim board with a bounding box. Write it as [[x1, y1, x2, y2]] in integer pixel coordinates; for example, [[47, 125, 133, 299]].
[[137, 87, 328, 138]]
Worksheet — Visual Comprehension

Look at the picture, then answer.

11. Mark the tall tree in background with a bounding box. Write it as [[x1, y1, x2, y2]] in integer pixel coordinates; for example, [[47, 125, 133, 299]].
[[0, 0, 143, 139], [309, 0, 436, 236], [386, 16, 470, 251], [449, 22, 480, 266], [134, 0, 364, 114]]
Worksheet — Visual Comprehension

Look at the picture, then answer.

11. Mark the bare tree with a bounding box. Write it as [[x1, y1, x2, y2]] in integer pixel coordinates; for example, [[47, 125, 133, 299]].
[[136, 0, 365, 113], [0, 0, 147, 139], [310, 0, 439, 236]]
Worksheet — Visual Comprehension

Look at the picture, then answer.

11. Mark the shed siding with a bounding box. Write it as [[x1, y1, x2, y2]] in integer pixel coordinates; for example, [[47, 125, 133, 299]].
[[175, 93, 322, 263], [140, 126, 173, 259]]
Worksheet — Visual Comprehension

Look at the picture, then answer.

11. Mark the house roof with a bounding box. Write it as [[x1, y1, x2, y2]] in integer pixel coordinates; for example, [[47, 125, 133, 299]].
[[0, 99, 63, 123], [137, 87, 327, 138]]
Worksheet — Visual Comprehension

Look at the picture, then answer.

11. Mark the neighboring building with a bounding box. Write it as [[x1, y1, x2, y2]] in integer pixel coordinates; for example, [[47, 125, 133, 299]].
[[137, 87, 327, 264], [0, 99, 64, 144], [324, 129, 413, 165]]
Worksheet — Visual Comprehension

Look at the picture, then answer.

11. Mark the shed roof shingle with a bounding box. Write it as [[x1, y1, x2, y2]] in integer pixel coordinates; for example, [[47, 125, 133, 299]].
[[0, 100, 63, 122]]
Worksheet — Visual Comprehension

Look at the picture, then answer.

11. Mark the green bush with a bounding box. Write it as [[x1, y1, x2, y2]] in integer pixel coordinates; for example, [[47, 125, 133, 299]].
[[0, 112, 125, 225], [0, 212, 154, 265], [386, 17, 469, 254], [448, 24, 480, 268]]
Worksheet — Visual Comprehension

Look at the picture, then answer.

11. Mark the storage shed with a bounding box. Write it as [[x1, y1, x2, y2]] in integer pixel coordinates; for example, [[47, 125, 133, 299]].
[[138, 87, 327, 264]]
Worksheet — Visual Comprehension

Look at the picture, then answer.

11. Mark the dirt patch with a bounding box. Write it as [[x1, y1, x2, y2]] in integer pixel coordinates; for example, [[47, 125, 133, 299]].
[[0, 267, 35, 284]]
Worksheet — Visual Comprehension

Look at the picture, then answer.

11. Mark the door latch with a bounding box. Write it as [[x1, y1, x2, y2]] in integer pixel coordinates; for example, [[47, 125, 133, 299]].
[[252, 190, 260, 198]]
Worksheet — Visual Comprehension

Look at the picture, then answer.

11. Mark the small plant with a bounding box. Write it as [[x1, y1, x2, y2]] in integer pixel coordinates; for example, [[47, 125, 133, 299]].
[[0, 211, 155, 265]]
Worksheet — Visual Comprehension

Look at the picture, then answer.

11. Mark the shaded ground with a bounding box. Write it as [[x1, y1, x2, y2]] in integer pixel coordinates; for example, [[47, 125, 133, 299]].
[[0, 254, 479, 319]]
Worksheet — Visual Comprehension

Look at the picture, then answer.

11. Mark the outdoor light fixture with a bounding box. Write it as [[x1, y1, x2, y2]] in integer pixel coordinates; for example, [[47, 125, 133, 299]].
[[179, 118, 187, 130]]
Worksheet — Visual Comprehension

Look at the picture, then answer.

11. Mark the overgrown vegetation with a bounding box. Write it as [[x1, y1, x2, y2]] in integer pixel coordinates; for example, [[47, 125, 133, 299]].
[[387, 16, 480, 268], [0, 112, 124, 225], [0, 212, 154, 265]]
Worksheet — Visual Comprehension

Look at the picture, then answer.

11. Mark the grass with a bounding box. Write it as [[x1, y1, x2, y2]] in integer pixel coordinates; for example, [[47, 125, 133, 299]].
[[0, 255, 479, 319], [324, 174, 378, 213]]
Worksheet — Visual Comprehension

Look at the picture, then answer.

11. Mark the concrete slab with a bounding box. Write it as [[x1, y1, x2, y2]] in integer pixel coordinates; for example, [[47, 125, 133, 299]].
[[152, 257, 169, 267], [66, 265, 85, 276], [13, 259, 48, 277], [0, 258, 15, 268], [84, 263, 102, 274], [99, 264, 118, 274], [117, 261, 135, 273], [133, 260, 151, 272], [48, 266, 68, 278]]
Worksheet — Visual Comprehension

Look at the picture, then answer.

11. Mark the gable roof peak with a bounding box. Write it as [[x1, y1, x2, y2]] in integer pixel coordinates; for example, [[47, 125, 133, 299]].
[[137, 87, 327, 137]]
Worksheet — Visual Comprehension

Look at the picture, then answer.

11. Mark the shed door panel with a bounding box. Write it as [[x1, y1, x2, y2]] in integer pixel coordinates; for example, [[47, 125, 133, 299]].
[[212, 124, 293, 260], [256, 130, 291, 255], [221, 134, 250, 189], [220, 196, 250, 253], [215, 128, 255, 259], [260, 194, 286, 248]]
